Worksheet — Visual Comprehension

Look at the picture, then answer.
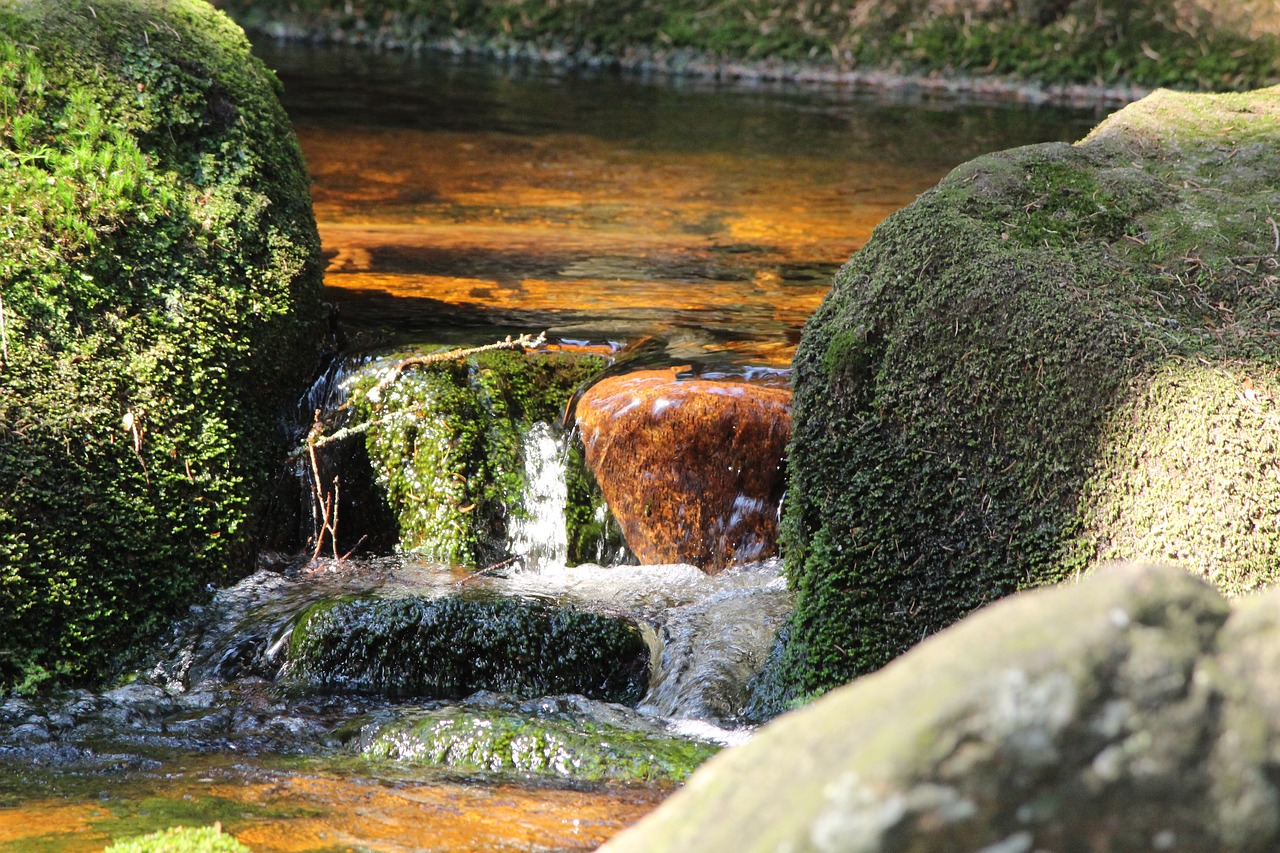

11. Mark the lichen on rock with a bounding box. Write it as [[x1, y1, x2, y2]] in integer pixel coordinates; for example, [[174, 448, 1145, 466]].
[[779, 84, 1280, 700], [0, 0, 323, 692]]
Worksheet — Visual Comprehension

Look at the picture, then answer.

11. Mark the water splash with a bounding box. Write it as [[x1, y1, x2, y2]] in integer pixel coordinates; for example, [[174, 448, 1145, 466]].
[[509, 422, 570, 570]]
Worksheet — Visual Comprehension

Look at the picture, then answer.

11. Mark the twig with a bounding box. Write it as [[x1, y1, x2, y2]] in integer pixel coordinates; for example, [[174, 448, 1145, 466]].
[[1267, 216, 1279, 253], [366, 332, 546, 404], [0, 292, 7, 368], [453, 556, 521, 586]]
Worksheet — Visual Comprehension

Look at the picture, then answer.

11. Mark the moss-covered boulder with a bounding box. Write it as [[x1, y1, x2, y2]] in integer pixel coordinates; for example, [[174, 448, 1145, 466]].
[[779, 85, 1280, 699], [352, 348, 607, 566], [213, 0, 1279, 95], [286, 593, 650, 703], [0, 0, 322, 692], [359, 698, 719, 784], [603, 562, 1280, 852]]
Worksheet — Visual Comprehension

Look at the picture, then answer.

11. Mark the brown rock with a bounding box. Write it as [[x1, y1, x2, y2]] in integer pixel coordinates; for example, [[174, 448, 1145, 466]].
[[573, 368, 791, 572]]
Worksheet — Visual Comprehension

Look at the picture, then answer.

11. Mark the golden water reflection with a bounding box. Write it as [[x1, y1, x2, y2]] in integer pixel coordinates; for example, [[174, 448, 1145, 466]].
[[0, 756, 663, 852], [301, 125, 934, 366]]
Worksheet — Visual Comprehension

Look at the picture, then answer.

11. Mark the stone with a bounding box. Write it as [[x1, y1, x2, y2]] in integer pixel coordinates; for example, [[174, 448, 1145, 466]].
[[778, 84, 1280, 698], [285, 593, 650, 704], [603, 562, 1280, 852], [573, 368, 791, 572]]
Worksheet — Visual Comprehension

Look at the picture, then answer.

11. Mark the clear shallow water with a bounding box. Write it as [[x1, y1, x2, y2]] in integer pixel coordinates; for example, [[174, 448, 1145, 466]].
[[0, 43, 1102, 852]]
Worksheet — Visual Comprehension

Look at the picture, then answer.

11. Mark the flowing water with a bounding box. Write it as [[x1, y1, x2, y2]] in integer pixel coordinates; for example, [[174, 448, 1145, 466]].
[[0, 43, 1100, 852]]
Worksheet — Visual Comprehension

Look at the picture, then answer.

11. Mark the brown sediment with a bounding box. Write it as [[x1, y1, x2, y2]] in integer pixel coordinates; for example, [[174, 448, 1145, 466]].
[[574, 368, 792, 572]]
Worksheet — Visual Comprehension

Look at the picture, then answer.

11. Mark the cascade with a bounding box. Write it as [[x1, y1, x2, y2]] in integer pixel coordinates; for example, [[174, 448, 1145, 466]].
[[508, 421, 571, 570]]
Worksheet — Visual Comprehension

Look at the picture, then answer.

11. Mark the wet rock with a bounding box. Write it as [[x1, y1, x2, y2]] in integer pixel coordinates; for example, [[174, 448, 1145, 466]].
[[603, 562, 1280, 852], [780, 84, 1280, 696], [349, 348, 607, 565], [359, 692, 719, 784], [284, 593, 649, 703], [574, 368, 791, 572]]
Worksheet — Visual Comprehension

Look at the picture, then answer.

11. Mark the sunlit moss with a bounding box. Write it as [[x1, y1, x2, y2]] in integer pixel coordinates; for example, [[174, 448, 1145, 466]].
[[0, 1, 323, 692], [777, 86, 1280, 701], [352, 349, 606, 565], [362, 707, 719, 784]]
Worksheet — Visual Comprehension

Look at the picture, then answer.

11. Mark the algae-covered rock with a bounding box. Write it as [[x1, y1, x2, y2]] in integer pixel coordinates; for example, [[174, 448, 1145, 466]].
[[286, 593, 650, 703], [353, 348, 607, 566], [779, 85, 1280, 699], [604, 563, 1280, 852], [359, 694, 719, 784], [0, 0, 322, 692]]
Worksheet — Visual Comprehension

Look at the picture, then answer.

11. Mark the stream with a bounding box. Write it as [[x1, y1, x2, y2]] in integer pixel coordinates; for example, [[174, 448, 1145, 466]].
[[0, 43, 1098, 852]]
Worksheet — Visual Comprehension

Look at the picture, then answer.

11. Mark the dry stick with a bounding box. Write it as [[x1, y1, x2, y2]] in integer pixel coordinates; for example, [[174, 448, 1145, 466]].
[[1268, 216, 1279, 253], [366, 332, 547, 402], [0, 292, 8, 368]]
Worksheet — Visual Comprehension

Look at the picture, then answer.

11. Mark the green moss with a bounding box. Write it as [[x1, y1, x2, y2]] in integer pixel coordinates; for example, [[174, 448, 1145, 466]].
[[105, 826, 252, 853], [287, 593, 650, 703], [213, 0, 1280, 93], [362, 707, 718, 784], [353, 349, 605, 565], [777, 87, 1280, 701], [0, 1, 323, 692]]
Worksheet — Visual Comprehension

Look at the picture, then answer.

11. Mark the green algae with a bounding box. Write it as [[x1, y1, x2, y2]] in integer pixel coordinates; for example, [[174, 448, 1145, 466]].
[[352, 348, 606, 565], [104, 824, 253, 853], [0, 0, 323, 693], [287, 593, 650, 703], [361, 707, 718, 784], [776, 86, 1280, 703]]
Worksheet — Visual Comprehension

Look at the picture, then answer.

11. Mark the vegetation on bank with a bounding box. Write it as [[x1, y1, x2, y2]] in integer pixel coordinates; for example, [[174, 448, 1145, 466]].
[[0, 0, 323, 693], [105, 825, 251, 853], [776, 85, 1280, 700], [212, 0, 1279, 93]]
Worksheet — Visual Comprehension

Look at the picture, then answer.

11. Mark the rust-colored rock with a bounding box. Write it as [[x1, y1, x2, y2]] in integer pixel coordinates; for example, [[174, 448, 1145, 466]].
[[573, 368, 791, 572]]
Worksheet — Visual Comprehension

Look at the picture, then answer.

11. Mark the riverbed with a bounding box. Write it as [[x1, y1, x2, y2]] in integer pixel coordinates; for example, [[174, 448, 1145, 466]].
[[0, 42, 1099, 852]]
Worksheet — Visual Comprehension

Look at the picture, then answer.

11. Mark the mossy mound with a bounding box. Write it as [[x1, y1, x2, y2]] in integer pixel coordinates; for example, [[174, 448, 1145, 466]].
[[105, 825, 252, 853], [213, 0, 1279, 94], [286, 593, 650, 703], [360, 703, 718, 784], [0, 1, 322, 692], [353, 348, 608, 566], [779, 86, 1280, 700]]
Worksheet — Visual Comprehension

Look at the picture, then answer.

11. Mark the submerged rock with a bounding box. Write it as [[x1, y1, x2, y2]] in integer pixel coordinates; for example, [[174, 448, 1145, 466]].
[[285, 593, 650, 704], [780, 85, 1280, 697], [574, 368, 791, 572], [603, 562, 1280, 852], [358, 693, 719, 784]]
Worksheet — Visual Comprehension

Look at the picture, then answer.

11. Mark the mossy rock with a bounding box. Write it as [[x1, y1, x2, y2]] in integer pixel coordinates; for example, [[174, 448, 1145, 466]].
[[779, 85, 1280, 700], [105, 825, 251, 853], [213, 0, 1280, 93], [352, 348, 608, 566], [0, 0, 323, 692], [286, 593, 650, 703], [360, 704, 719, 784]]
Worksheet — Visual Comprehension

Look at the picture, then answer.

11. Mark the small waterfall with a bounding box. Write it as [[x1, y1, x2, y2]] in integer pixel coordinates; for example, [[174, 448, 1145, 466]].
[[509, 422, 570, 570]]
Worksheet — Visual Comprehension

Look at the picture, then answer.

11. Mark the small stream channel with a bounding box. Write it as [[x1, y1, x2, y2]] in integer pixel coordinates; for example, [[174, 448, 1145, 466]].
[[0, 44, 1099, 852]]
